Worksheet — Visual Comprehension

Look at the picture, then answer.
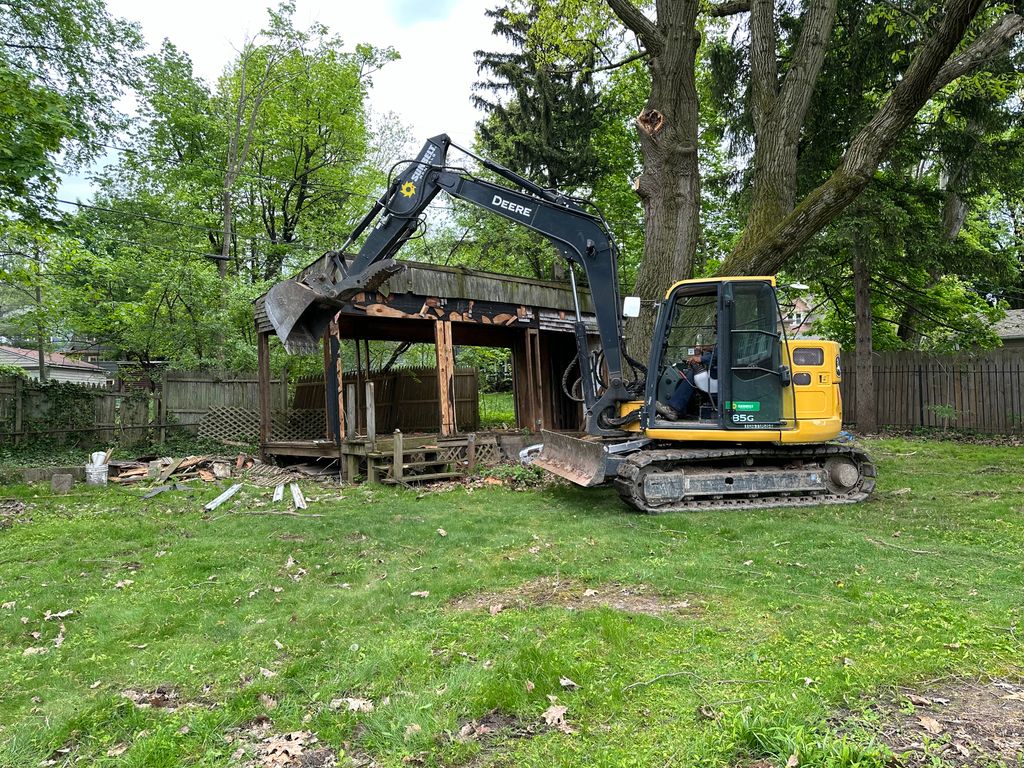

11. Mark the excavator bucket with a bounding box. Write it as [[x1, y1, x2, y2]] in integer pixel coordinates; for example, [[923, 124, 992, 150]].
[[533, 430, 611, 487], [264, 280, 339, 355]]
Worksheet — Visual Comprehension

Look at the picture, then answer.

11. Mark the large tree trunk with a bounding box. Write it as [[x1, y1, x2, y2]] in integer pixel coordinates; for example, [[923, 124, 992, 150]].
[[608, 0, 702, 354], [852, 239, 875, 433], [719, 3, 1022, 276]]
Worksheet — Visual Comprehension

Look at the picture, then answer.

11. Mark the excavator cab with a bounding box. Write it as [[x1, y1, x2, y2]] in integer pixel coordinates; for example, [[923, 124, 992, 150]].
[[647, 277, 795, 432]]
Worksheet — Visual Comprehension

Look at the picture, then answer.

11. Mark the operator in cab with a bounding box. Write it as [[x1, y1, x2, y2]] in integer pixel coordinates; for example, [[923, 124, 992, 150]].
[[656, 347, 718, 420]]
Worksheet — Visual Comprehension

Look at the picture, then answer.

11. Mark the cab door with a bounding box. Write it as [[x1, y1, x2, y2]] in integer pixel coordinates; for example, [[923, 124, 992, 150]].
[[718, 280, 793, 430]]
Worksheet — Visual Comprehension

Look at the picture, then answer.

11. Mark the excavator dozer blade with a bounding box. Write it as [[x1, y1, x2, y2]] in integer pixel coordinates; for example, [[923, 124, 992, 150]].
[[533, 430, 610, 487], [264, 280, 339, 355]]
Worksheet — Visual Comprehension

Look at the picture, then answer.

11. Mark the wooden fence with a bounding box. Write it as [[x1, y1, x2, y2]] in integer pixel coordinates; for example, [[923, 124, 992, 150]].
[[293, 367, 480, 435], [840, 349, 1024, 433], [161, 370, 287, 432], [0, 370, 289, 447]]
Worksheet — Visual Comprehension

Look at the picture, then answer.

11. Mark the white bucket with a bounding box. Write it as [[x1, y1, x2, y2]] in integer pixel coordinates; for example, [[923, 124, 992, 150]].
[[85, 463, 108, 486]]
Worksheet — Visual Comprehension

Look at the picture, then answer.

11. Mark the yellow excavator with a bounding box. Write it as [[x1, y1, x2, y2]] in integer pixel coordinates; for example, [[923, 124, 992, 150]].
[[264, 135, 875, 512]]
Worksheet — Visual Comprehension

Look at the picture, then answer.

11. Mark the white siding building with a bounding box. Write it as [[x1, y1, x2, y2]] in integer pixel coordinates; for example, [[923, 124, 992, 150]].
[[0, 346, 108, 385]]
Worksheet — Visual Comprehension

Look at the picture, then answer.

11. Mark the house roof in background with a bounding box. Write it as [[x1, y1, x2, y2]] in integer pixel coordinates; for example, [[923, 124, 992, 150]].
[[0, 345, 106, 372], [993, 309, 1024, 340]]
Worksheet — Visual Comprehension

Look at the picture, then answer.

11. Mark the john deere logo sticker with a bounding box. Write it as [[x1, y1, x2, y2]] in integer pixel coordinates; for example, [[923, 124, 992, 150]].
[[400, 181, 416, 198], [730, 401, 761, 412]]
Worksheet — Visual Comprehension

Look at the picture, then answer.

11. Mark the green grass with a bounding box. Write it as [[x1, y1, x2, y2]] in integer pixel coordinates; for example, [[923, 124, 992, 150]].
[[478, 391, 515, 429], [1, 437, 1022, 767]]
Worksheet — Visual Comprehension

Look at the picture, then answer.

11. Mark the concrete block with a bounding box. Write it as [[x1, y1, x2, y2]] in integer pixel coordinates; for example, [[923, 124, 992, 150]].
[[51, 474, 74, 495]]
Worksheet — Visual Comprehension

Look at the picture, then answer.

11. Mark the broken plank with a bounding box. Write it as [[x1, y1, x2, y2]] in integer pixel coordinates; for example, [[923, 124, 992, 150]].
[[157, 458, 184, 484], [272, 484, 284, 503], [290, 482, 307, 510], [204, 483, 242, 511], [142, 484, 173, 499]]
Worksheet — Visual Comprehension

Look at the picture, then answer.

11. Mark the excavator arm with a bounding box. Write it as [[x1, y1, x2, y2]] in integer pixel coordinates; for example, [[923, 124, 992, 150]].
[[263, 134, 638, 436]]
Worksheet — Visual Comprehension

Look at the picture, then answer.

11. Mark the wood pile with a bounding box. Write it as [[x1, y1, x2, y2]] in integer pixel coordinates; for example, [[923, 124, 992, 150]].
[[110, 454, 256, 484]]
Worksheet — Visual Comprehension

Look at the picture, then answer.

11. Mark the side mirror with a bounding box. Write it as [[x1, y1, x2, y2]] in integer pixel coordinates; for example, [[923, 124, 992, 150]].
[[623, 296, 641, 318]]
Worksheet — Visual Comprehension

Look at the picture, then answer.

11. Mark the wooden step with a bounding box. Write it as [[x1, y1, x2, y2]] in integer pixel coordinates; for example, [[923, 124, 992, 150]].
[[382, 471, 465, 485]]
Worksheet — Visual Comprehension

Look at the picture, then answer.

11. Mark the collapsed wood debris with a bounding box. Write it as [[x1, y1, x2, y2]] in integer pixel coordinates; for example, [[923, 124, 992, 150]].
[[110, 454, 258, 484]]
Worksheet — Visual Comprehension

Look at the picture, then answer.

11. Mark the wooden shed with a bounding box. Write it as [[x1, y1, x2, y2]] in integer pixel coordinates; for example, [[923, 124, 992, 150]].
[[253, 256, 598, 471]]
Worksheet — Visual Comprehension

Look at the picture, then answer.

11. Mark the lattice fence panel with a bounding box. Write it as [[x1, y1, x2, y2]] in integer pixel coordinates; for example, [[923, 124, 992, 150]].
[[198, 407, 326, 443]]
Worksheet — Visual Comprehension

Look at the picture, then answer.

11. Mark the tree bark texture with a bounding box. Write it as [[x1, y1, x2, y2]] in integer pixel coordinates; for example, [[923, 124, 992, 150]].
[[607, 0, 702, 354], [852, 239, 875, 433]]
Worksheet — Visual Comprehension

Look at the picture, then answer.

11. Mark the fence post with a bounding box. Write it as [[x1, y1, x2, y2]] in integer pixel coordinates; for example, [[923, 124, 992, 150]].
[[392, 429, 403, 482], [466, 432, 477, 473], [13, 376, 23, 446]]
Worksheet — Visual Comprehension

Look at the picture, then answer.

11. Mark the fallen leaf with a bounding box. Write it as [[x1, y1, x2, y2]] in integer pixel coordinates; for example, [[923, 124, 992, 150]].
[[908, 694, 932, 706], [583, 589, 599, 597], [90, 680, 102, 689], [259, 667, 277, 678], [285, 555, 297, 569], [944, 642, 962, 650], [22, 646, 47, 656], [260, 693, 277, 710], [410, 591, 430, 598], [697, 705, 718, 720], [177, 725, 190, 735], [330, 696, 374, 713], [786, 755, 799, 767], [802, 677, 816, 687], [918, 715, 943, 735], [43, 609, 73, 621], [1, 601, 14, 609], [743, 560, 754, 566], [488, 604, 504, 616], [950, 741, 970, 757], [53, 623, 65, 648], [525, 680, 535, 692], [436, 528, 447, 537], [542, 703, 568, 727], [527, 546, 540, 554], [106, 744, 128, 757], [559, 677, 579, 690], [404, 723, 422, 739], [273, 639, 284, 650], [114, 579, 133, 589]]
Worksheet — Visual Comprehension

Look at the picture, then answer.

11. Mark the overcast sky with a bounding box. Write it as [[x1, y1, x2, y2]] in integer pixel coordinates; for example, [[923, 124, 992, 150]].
[[59, 0, 497, 199]]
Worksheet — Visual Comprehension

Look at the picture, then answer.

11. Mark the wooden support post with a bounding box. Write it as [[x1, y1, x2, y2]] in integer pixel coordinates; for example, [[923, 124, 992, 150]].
[[466, 432, 476, 473], [334, 321, 345, 443], [528, 328, 544, 431], [365, 381, 376, 447], [345, 383, 356, 438], [257, 331, 272, 459], [435, 320, 456, 436], [392, 429, 403, 482]]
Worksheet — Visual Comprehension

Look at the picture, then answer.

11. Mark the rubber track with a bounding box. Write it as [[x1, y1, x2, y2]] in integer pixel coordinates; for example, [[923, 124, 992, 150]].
[[614, 444, 876, 514]]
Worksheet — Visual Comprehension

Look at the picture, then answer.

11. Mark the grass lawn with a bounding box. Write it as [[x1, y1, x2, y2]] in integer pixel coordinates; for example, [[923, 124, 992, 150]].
[[478, 392, 515, 429], [1, 437, 1022, 767]]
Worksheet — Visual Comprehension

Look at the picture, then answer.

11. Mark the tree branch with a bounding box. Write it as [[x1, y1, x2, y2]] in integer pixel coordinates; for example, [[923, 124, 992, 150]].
[[931, 12, 1024, 92], [607, 0, 664, 56], [705, 0, 750, 16], [778, 0, 839, 121], [553, 48, 650, 75]]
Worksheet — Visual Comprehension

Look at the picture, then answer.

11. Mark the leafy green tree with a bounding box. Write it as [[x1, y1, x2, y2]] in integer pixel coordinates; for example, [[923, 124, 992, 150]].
[[0, 0, 142, 214]]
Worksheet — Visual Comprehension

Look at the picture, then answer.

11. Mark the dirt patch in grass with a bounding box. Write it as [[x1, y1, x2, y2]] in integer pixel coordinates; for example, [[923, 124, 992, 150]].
[[0, 499, 31, 528], [449, 577, 695, 617], [845, 677, 1024, 766], [121, 685, 215, 712]]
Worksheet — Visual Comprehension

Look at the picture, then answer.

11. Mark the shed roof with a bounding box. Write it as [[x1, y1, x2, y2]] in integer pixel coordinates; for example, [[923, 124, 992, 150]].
[[254, 256, 595, 336], [993, 309, 1024, 340]]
